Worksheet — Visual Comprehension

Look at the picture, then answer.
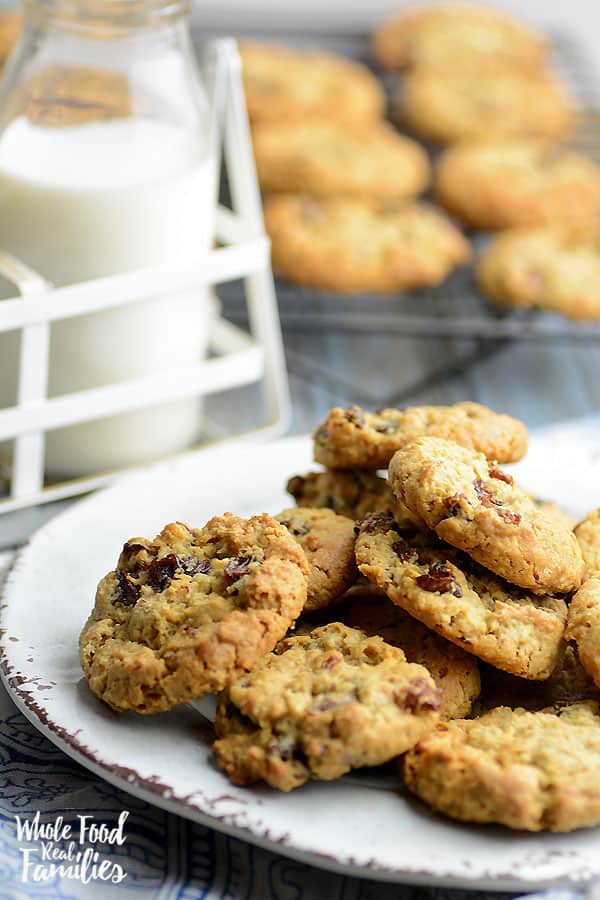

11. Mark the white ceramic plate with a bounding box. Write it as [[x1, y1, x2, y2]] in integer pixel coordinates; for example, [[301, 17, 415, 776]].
[[3, 426, 600, 891]]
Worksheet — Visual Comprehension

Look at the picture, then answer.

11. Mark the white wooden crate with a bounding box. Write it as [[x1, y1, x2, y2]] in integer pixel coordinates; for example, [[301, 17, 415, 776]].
[[0, 39, 290, 514]]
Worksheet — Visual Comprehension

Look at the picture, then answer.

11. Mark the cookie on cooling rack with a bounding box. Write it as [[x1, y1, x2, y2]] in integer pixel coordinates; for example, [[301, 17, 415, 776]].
[[388, 437, 585, 594], [372, 3, 546, 72], [435, 140, 600, 230], [252, 121, 430, 201], [265, 195, 471, 293], [239, 42, 385, 126], [213, 622, 440, 791], [355, 513, 567, 679], [0, 9, 20, 67], [477, 226, 600, 320], [312, 402, 527, 469], [404, 702, 600, 832], [398, 65, 576, 145], [79, 515, 309, 713]]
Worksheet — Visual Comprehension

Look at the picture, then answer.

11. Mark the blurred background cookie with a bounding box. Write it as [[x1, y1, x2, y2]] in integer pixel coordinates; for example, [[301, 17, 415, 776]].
[[264, 195, 471, 293], [398, 64, 576, 144], [372, 2, 546, 72], [252, 120, 430, 201], [436, 140, 600, 230], [477, 226, 600, 320], [0, 8, 20, 69], [240, 41, 385, 126]]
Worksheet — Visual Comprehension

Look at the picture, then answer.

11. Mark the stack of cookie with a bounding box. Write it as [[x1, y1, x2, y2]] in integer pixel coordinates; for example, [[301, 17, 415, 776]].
[[79, 401, 600, 831], [374, 2, 600, 319], [285, 402, 600, 830], [239, 40, 471, 293]]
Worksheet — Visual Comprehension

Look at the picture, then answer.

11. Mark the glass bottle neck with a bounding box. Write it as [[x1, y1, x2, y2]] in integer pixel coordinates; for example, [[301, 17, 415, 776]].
[[22, 1, 191, 36], [0, 0, 208, 137]]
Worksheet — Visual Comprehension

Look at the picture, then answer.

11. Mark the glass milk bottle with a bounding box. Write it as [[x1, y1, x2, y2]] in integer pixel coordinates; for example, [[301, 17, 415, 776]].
[[0, 0, 217, 478]]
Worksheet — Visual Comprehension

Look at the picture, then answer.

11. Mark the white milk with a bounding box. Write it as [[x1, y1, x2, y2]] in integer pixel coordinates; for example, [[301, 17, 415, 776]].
[[0, 117, 216, 478]]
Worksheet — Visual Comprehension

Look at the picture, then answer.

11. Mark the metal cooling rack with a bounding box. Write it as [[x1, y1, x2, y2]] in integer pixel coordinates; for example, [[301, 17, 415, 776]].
[[221, 29, 600, 341]]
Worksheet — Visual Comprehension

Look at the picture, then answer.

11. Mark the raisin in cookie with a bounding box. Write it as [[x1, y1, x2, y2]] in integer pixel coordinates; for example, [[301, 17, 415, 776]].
[[264, 195, 471, 294], [435, 140, 600, 230], [213, 622, 440, 791], [274, 507, 357, 612], [372, 3, 546, 72], [389, 437, 585, 594], [79, 515, 309, 714], [240, 42, 385, 126], [404, 702, 600, 832], [477, 226, 600, 320], [398, 66, 576, 145], [286, 468, 422, 529], [252, 121, 430, 201], [355, 514, 567, 679], [341, 583, 480, 718], [313, 402, 527, 469]]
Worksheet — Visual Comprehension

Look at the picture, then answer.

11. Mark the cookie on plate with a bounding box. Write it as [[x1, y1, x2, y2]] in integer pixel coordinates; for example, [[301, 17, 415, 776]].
[[213, 622, 440, 791], [252, 121, 430, 201], [341, 583, 480, 718], [274, 507, 357, 612], [79, 515, 309, 714], [388, 437, 585, 594], [404, 702, 600, 831], [398, 66, 576, 145], [479, 644, 599, 713], [355, 513, 567, 679], [265, 196, 471, 293], [477, 226, 600, 320], [435, 140, 600, 230], [531, 497, 577, 532], [372, 3, 546, 72], [313, 402, 527, 469], [239, 42, 385, 126], [565, 510, 600, 687], [286, 468, 422, 529], [566, 577, 600, 690], [575, 508, 600, 573]]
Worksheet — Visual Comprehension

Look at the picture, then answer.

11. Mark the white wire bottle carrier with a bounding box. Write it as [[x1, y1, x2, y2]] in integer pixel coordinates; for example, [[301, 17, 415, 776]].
[[0, 40, 290, 515]]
